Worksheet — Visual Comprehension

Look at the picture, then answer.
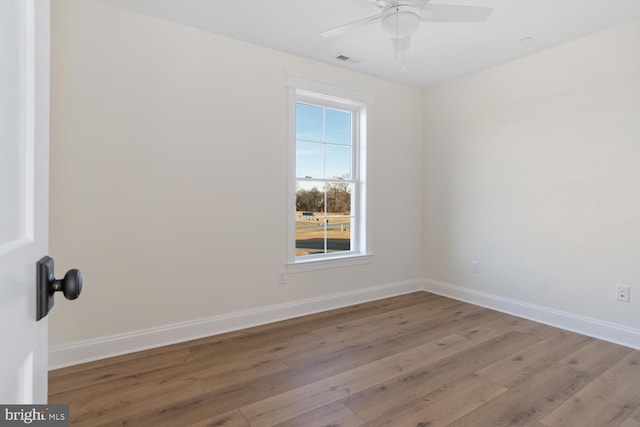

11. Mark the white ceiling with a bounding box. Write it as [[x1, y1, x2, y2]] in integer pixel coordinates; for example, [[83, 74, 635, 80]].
[[97, 0, 640, 88]]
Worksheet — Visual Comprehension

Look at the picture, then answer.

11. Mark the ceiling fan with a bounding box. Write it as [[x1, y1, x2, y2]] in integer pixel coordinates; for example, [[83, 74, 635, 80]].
[[321, 0, 494, 56]]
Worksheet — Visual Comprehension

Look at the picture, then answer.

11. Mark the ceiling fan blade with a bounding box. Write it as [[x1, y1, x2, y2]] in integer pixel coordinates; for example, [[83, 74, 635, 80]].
[[421, 4, 493, 23], [353, 0, 384, 8], [320, 13, 381, 38]]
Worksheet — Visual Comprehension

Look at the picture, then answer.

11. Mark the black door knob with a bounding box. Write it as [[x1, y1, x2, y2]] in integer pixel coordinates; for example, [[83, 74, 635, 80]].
[[52, 269, 83, 300], [36, 256, 83, 321]]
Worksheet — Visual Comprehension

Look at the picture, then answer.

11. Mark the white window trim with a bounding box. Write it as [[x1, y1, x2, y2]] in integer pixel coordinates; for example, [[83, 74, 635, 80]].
[[286, 73, 374, 273]]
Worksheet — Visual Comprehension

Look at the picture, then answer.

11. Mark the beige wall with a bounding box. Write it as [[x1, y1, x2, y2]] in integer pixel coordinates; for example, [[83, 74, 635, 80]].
[[50, 0, 640, 354], [49, 0, 423, 346], [423, 19, 640, 329]]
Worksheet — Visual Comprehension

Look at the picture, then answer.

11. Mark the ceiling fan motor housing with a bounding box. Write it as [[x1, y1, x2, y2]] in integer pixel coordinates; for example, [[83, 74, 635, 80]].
[[381, 3, 422, 37]]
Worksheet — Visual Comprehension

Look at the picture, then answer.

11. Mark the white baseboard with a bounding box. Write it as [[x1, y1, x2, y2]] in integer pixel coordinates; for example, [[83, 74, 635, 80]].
[[48, 278, 424, 370], [422, 278, 640, 351], [50, 277, 640, 370]]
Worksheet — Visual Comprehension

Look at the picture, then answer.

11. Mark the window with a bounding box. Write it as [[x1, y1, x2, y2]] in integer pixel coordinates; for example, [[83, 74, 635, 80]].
[[287, 74, 373, 271]]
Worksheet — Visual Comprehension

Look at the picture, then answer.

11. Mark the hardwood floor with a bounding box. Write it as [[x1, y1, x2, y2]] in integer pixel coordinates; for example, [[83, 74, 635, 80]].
[[49, 292, 640, 426]]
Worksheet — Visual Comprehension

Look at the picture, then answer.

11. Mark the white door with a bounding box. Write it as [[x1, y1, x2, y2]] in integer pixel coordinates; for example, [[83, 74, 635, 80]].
[[0, 0, 50, 404]]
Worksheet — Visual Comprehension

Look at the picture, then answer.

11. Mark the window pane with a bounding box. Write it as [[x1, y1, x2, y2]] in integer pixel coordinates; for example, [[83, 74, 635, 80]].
[[327, 218, 351, 253], [325, 182, 351, 215], [295, 215, 326, 257], [325, 108, 351, 146], [325, 144, 351, 180], [296, 103, 323, 142], [296, 181, 325, 213], [296, 140, 323, 178]]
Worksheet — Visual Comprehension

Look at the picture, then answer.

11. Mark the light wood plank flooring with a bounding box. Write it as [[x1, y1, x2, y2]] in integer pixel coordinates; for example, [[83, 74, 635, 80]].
[[49, 292, 640, 426]]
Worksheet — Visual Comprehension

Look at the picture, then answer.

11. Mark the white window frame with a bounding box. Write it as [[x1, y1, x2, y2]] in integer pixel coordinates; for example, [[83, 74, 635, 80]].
[[286, 73, 374, 272]]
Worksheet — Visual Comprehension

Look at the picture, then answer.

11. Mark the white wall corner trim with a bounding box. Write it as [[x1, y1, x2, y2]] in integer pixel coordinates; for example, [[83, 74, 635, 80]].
[[422, 278, 640, 351], [49, 278, 424, 370]]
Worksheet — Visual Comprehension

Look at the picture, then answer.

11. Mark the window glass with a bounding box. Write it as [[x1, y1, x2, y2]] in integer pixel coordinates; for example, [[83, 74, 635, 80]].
[[295, 103, 323, 142], [295, 141, 323, 178], [325, 109, 351, 145], [325, 145, 351, 180]]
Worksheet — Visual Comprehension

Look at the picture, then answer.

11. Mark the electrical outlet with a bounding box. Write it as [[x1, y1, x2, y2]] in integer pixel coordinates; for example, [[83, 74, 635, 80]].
[[616, 285, 630, 303], [471, 260, 480, 274], [279, 270, 287, 284]]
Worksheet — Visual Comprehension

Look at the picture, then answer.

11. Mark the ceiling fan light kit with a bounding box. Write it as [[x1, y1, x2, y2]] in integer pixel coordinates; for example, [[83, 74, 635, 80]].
[[381, 3, 421, 38]]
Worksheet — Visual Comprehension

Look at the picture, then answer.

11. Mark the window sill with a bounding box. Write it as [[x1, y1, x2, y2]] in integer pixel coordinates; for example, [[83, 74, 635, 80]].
[[286, 254, 374, 273]]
